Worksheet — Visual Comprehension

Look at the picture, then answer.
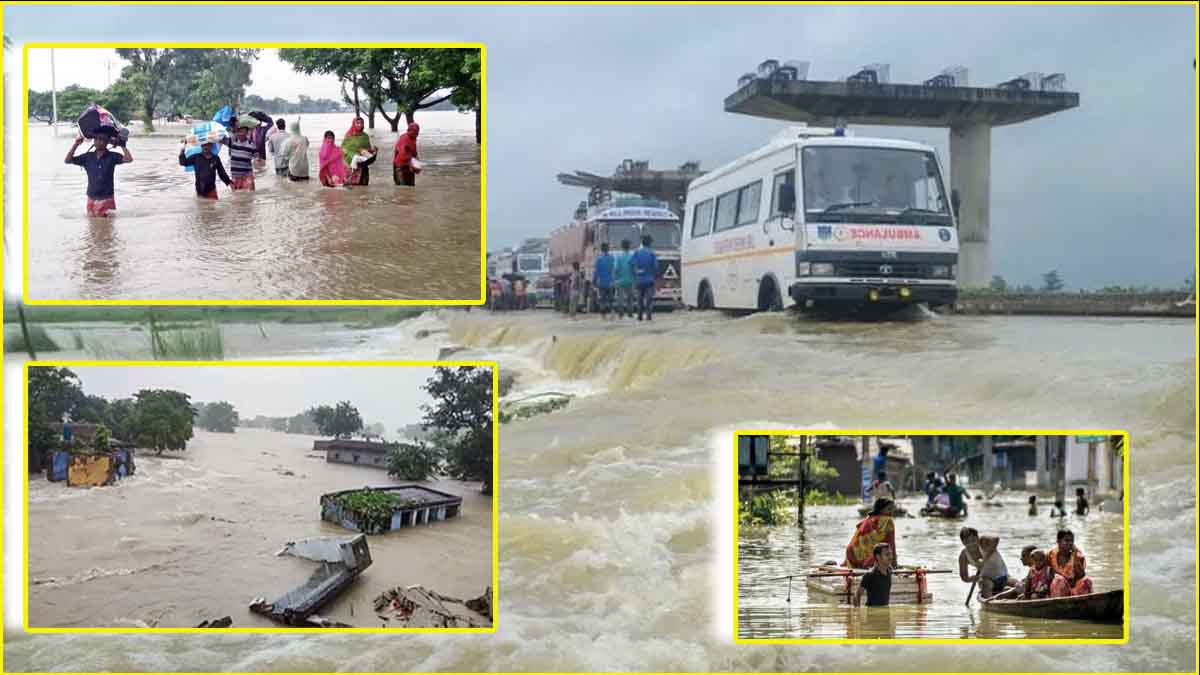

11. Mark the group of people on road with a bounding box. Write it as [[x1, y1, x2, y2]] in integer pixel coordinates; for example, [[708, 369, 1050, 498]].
[[66, 113, 423, 214], [558, 235, 660, 321]]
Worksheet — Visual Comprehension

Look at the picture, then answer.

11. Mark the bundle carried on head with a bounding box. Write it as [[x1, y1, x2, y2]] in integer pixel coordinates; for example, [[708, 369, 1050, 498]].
[[76, 104, 130, 146]]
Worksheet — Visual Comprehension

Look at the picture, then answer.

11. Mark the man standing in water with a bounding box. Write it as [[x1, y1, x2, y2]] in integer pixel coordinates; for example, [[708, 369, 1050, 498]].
[[853, 543, 893, 607], [64, 131, 132, 217], [615, 239, 636, 318], [593, 242, 616, 319], [178, 141, 231, 199], [631, 235, 659, 321], [223, 121, 258, 190], [267, 118, 290, 177]]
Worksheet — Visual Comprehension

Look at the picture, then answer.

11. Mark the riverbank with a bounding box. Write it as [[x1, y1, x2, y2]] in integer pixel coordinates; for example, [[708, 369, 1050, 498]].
[[951, 291, 1195, 318]]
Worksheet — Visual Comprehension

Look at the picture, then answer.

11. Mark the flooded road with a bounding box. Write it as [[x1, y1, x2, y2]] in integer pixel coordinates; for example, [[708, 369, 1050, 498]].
[[24, 112, 481, 301], [5, 310, 1195, 671], [26, 428, 492, 629], [737, 495, 1125, 640]]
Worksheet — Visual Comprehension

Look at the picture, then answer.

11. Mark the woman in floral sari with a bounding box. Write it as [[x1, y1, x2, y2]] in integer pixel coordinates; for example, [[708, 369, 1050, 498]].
[[341, 117, 377, 186], [844, 498, 897, 568], [1048, 529, 1094, 597]]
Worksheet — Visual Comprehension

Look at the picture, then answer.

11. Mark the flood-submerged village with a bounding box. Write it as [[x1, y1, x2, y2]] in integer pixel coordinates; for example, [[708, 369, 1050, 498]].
[[26, 366, 494, 630]]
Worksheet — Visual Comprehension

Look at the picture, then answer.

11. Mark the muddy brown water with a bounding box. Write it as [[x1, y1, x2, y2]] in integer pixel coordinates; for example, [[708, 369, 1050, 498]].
[[26, 428, 492, 629], [24, 112, 481, 301]]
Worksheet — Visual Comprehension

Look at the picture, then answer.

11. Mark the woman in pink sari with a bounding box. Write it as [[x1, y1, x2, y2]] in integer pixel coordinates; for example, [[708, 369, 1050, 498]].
[[318, 130, 348, 187]]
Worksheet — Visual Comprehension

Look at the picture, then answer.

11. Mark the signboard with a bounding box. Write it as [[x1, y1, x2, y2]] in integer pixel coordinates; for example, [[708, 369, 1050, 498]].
[[1074, 435, 1107, 443]]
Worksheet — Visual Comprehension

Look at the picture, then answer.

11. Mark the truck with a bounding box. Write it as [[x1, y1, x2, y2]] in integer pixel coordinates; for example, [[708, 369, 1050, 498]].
[[490, 239, 551, 309], [681, 126, 959, 313], [549, 196, 683, 312]]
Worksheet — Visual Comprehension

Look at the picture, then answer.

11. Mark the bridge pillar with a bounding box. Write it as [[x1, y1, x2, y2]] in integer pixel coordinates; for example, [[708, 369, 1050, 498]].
[[950, 123, 992, 288]]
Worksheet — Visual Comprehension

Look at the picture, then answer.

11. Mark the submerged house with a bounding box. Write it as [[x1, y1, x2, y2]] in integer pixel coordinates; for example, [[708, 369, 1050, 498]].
[[316, 439, 396, 469]]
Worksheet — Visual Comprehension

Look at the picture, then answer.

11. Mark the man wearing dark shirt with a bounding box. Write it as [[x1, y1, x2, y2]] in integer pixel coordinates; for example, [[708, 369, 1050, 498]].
[[178, 142, 232, 199], [64, 131, 132, 217], [854, 543, 893, 607]]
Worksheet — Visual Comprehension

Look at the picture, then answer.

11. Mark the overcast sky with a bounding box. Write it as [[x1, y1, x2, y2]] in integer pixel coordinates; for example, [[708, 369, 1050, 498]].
[[24, 47, 345, 101], [67, 365, 438, 433], [3, 4, 1196, 289]]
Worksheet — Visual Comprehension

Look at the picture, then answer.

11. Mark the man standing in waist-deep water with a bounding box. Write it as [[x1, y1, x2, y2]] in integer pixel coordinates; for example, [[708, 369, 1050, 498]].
[[64, 131, 132, 217], [178, 141, 232, 199]]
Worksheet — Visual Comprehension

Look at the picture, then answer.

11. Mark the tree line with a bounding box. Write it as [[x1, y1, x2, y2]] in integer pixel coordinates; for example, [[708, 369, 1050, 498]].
[[27, 367, 197, 471], [27, 47, 482, 142]]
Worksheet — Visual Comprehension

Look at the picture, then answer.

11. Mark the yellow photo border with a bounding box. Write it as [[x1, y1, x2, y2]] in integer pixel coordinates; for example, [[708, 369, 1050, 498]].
[[20, 359, 500, 634], [731, 429, 1131, 646], [19, 42, 487, 307]]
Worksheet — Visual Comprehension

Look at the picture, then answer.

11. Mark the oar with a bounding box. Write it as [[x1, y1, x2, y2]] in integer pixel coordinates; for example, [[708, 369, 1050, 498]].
[[966, 552, 992, 606]]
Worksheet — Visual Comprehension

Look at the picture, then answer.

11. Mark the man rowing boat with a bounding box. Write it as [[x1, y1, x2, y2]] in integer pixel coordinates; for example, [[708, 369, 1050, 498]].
[[845, 498, 897, 569]]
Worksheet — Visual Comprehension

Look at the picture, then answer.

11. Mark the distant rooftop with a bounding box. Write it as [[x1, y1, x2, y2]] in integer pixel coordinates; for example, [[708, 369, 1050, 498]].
[[725, 79, 1079, 127]]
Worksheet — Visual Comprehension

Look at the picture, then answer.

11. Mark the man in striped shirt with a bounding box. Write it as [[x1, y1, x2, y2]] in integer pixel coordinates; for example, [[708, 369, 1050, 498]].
[[222, 121, 257, 191]]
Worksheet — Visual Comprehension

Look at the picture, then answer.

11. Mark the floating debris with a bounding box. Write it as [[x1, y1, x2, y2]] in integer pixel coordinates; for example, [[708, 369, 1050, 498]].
[[373, 586, 492, 628], [196, 616, 232, 628], [250, 534, 372, 626]]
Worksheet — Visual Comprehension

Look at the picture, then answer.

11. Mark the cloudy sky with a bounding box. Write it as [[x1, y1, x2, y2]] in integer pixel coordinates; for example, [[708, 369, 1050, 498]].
[[3, 4, 1196, 289], [67, 365, 438, 432]]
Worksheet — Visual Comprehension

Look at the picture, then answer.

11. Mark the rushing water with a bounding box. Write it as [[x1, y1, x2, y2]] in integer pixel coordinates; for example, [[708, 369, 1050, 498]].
[[4, 310, 1195, 671], [24, 112, 481, 301], [737, 495, 1126, 640], [26, 428, 492, 629]]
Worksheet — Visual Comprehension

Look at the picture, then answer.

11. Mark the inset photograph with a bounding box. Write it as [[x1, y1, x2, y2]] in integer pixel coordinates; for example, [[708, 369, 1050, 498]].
[[24, 362, 496, 631], [735, 432, 1127, 643], [22, 45, 483, 303]]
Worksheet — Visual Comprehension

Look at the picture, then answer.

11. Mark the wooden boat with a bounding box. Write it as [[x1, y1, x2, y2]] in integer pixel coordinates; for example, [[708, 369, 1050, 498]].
[[919, 505, 967, 518], [980, 589, 1123, 624], [805, 564, 935, 604], [858, 504, 908, 517]]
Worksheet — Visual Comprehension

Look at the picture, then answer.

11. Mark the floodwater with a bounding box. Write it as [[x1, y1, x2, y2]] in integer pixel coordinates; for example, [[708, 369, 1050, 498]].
[[4, 310, 1195, 671], [737, 495, 1125, 640], [24, 112, 481, 301], [26, 428, 492, 629]]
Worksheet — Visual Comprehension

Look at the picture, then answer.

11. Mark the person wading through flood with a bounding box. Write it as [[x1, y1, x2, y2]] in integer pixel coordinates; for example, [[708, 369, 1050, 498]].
[[593, 242, 616, 319], [614, 239, 636, 318], [853, 543, 894, 607], [319, 131, 349, 187], [631, 234, 659, 321], [342, 117, 378, 186], [844, 498, 898, 569], [280, 119, 310, 182], [177, 141, 231, 199], [223, 119, 258, 191], [64, 130, 132, 217], [393, 122, 421, 186], [267, 118, 290, 177]]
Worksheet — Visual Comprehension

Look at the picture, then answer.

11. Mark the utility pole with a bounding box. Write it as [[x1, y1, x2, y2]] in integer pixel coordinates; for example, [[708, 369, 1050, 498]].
[[106, 59, 112, 88], [797, 436, 807, 525], [50, 48, 58, 136]]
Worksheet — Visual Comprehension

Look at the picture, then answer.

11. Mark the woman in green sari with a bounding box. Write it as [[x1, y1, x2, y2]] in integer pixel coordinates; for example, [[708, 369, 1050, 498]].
[[342, 117, 378, 186]]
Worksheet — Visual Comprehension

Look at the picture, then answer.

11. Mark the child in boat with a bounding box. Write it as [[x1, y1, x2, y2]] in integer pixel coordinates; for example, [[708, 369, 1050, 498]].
[[1028, 495, 1038, 516], [853, 543, 893, 607], [976, 535, 1011, 599], [870, 472, 896, 501], [1022, 550, 1053, 599], [1075, 487, 1090, 515], [1049, 529, 1094, 597]]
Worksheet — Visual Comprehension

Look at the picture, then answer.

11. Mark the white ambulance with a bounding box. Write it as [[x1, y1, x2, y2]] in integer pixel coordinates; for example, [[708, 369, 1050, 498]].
[[681, 127, 959, 312]]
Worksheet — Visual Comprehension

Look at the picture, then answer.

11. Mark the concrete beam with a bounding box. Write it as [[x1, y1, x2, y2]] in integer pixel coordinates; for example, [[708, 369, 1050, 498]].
[[724, 79, 1079, 127]]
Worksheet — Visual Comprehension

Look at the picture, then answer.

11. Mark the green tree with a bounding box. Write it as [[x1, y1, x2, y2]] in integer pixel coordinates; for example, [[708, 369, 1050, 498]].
[[116, 48, 260, 129], [439, 48, 482, 143], [421, 366, 493, 494], [105, 397, 136, 441], [1041, 270, 1065, 293], [93, 424, 111, 453], [310, 401, 363, 439], [386, 441, 440, 481], [115, 48, 183, 131], [278, 48, 369, 116], [989, 275, 1008, 293], [130, 389, 195, 454], [27, 367, 84, 472], [197, 401, 238, 433]]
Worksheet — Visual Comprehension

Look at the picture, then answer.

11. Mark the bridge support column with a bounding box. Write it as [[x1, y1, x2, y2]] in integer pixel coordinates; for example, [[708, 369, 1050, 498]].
[[950, 123, 991, 288]]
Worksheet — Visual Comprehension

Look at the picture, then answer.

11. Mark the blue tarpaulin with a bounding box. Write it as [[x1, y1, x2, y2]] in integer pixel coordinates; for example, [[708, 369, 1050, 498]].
[[48, 451, 69, 482]]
